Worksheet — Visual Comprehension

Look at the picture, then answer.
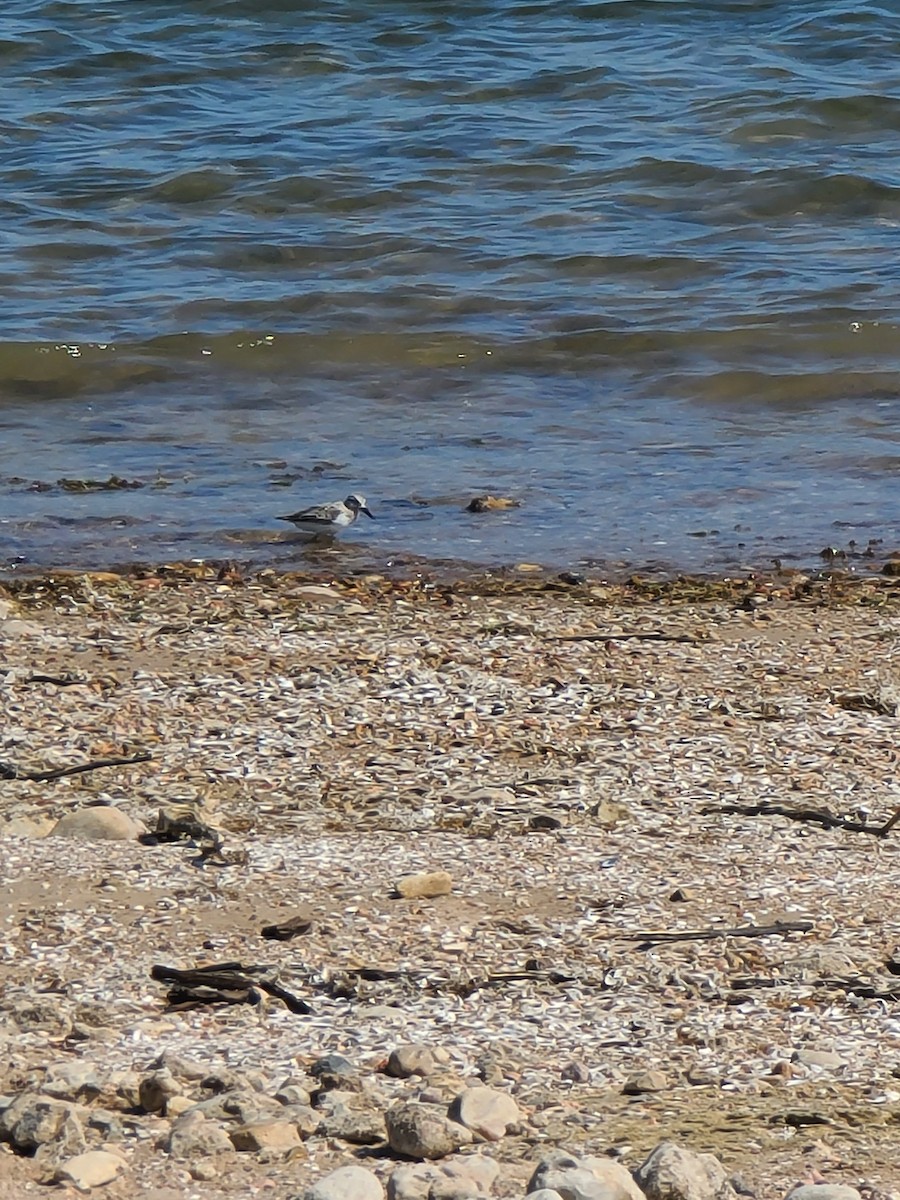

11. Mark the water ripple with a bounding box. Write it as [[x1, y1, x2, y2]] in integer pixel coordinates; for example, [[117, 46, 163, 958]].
[[1, 0, 899, 571]]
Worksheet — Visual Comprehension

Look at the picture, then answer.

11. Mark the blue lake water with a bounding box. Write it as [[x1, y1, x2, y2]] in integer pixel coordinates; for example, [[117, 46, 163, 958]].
[[1, 0, 899, 575]]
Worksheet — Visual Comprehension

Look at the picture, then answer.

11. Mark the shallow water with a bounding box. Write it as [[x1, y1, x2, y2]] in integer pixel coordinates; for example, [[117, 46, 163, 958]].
[[2, 0, 899, 574]]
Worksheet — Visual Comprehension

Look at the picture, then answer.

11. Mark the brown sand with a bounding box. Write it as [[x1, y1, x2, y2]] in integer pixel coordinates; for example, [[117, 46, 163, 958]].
[[0, 566, 899, 1199]]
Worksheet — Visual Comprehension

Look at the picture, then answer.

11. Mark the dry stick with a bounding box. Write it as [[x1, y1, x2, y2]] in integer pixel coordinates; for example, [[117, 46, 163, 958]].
[[261, 916, 314, 942], [552, 631, 699, 644], [0, 752, 151, 783], [703, 800, 900, 838], [617, 919, 814, 947], [729, 975, 900, 1002], [258, 978, 315, 1014], [151, 962, 313, 1015], [477, 968, 578, 986], [25, 674, 91, 687], [306, 964, 583, 999]]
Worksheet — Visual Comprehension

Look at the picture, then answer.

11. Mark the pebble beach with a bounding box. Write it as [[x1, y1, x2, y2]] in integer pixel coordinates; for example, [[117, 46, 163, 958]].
[[1, 565, 899, 1199]]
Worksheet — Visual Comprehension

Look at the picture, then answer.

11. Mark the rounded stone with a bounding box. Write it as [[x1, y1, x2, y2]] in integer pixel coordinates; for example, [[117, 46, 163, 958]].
[[791, 1049, 846, 1071], [387, 1045, 438, 1079], [165, 1112, 234, 1158], [43, 1061, 104, 1101], [431, 1155, 501, 1198], [230, 1120, 302, 1152], [528, 1151, 641, 1200], [450, 1085, 520, 1140], [138, 1069, 181, 1114], [393, 871, 453, 899], [634, 1141, 733, 1200], [786, 1189, 861, 1200], [581, 1156, 649, 1200], [0, 1094, 72, 1150], [622, 1070, 668, 1095], [55, 1150, 127, 1191], [51, 806, 142, 841], [302, 1164, 384, 1200], [385, 1102, 472, 1160], [275, 1082, 313, 1107], [309, 1054, 360, 1091]]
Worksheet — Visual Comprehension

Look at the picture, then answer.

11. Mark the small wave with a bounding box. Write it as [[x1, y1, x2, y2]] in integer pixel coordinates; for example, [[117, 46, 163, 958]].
[[745, 170, 900, 221], [149, 168, 240, 205]]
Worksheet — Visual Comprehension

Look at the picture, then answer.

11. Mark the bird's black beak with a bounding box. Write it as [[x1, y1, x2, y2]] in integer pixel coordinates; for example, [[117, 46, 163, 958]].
[[362, 506, 374, 519]]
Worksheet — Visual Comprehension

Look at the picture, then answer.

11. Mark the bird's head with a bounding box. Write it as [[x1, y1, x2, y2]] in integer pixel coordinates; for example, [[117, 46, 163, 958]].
[[346, 494, 374, 519]]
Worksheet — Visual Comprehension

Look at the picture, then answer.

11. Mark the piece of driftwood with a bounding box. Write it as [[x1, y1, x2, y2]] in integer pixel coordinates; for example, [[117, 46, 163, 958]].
[[472, 968, 578, 987], [0, 751, 151, 783], [308, 964, 593, 1002], [261, 915, 314, 941], [833, 691, 897, 716], [154, 804, 221, 844], [25, 674, 90, 687], [151, 962, 312, 1014], [617, 920, 814, 948], [702, 800, 900, 838], [728, 975, 900, 1002], [552, 631, 699, 644]]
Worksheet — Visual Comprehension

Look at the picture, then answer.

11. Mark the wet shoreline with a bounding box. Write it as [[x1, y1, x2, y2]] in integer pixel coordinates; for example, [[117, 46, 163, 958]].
[[2, 532, 899, 591], [3, 554, 900, 613]]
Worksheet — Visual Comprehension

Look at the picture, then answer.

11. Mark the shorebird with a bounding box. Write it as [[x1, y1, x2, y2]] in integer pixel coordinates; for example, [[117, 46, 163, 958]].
[[277, 493, 374, 536]]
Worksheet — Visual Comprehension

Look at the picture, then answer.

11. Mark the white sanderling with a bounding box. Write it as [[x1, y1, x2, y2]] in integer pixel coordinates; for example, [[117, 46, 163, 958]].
[[277, 492, 375, 536]]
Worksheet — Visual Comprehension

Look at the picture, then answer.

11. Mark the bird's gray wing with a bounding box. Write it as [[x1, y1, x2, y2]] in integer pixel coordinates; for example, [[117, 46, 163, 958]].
[[285, 503, 341, 524]]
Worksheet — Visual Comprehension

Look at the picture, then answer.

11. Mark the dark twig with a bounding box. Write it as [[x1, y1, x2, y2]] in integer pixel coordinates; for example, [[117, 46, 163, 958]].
[[261, 915, 314, 941], [552, 631, 699, 644], [832, 691, 897, 717], [0, 752, 151, 783], [257, 978, 315, 1013], [474, 968, 578, 987], [702, 801, 900, 838], [729, 975, 900, 1002], [25, 674, 91, 687], [618, 920, 813, 948], [151, 962, 313, 1015], [302, 963, 591, 1001]]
